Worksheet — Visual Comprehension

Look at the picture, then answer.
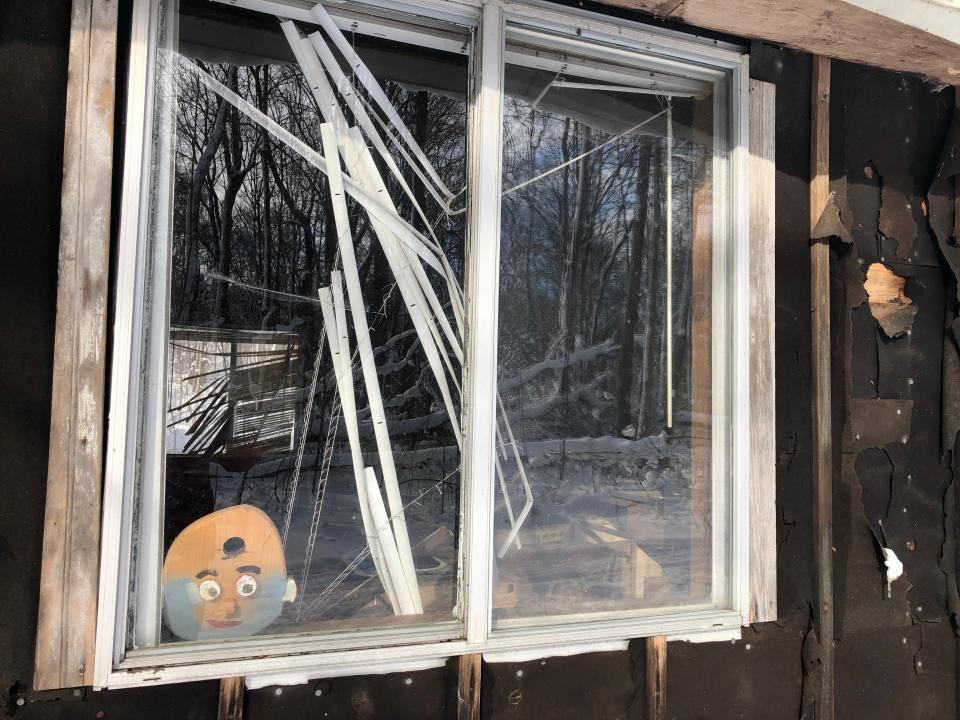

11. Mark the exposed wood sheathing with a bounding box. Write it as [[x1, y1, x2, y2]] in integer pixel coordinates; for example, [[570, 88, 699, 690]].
[[645, 636, 667, 720], [218, 677, 245, 720], [863, 263, 918, 338], [457, 653, 482, 720]]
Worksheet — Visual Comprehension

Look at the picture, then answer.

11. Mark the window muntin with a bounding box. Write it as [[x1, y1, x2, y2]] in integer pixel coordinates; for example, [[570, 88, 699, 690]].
[[492, 37, 728, 625], [131, 0, 471, 648], [101, 0, 748, 682]]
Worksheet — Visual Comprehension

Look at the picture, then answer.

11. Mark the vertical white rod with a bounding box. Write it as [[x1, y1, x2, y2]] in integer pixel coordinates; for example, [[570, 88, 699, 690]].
[[666, 103, 673, 428], [463, 1, 505, 645], [320, 131, 423, 612]]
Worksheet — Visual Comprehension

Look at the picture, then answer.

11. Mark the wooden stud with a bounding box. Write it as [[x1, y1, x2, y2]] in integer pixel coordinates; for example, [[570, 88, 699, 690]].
[[646, 635, 667, 720], [457, 653, 482, 720], [218, 677, 245, 720], [809, 54, 835, 720], [34, 0, 118, 691], [748, 79, 778, 624]]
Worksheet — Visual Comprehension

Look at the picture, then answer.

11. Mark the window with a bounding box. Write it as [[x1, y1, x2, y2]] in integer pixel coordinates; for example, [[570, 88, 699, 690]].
[[96, 0, 762, 688]]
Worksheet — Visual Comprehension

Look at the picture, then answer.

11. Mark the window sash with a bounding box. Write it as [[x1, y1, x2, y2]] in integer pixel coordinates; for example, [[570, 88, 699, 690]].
[[94, 0, 752, 689]]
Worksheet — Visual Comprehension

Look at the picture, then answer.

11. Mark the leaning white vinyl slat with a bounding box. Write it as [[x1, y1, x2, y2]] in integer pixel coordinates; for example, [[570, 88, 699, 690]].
[[321, 130, 423, 613], [318, 285, 400, 611], [341, 127, 464, 446], [310, 1, 457, 201], [364, 468, 418, 615], [305, 29, 455, 218], [286, 28, 464, 365], [179, 58, 462, 447], [284, 29, 470, 353], [180, 57, 446, 276]]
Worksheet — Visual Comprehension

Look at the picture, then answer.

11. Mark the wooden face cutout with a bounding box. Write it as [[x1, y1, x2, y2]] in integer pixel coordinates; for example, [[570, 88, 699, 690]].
[[162, 505, 296, 641]]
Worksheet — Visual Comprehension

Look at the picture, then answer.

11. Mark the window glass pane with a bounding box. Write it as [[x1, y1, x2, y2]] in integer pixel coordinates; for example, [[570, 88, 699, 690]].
[[135, 1, 470, 646], [493, 44, 727, 624]]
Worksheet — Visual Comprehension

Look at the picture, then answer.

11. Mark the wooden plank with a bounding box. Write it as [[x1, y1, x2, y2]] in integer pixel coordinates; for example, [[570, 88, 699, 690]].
[[597, 0, 960, 85], [218, 677, 245, 720], [457, 653, 482, 720], [34, 0, 118, 691], [809, 55, 835, 720], [748, 79, 777, 624], [646, 635, 667, 720]]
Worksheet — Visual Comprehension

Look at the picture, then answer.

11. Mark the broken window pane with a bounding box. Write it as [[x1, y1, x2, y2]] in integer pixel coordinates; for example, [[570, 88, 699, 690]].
[[134, 1, 469, 646], [492, 49, 725, 624]]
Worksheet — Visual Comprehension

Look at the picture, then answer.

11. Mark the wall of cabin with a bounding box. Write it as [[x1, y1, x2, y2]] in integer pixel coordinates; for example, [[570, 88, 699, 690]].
[[1, 1, 957, 717]]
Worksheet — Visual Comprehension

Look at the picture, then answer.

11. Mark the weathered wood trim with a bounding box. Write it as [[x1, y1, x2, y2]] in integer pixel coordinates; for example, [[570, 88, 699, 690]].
[[34, 0, 118, 691], [596, 0, 960, 85], [218, 677, 245, 720], [809, 55, 835, 720], [456, 653, 482, 720], [747, 79, 777, 624], [645, 635, 667, 720]]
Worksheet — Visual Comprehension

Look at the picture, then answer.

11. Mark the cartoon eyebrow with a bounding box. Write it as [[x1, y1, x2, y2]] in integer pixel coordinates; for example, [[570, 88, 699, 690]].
[[236, 565, 261, 574], [195, 569, 218, 579]]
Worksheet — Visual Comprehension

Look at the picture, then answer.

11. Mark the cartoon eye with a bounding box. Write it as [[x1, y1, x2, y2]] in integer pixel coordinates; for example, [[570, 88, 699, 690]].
[[236, 575, 258, 597], [198, 579, 221, 601]]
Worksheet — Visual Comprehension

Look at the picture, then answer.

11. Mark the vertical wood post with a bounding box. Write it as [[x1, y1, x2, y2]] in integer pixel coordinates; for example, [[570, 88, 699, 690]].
[[646, 635, 667, 720], [34, 0, 118, 690], [457, 653, 482, 720], [748, 79, 778, 623], [218, 677, 245, 720], [809, 54, 835, 720]]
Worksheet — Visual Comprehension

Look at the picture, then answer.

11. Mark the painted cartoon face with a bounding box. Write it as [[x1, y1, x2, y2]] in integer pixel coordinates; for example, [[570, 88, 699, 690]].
[[161, 505, 296, 641]]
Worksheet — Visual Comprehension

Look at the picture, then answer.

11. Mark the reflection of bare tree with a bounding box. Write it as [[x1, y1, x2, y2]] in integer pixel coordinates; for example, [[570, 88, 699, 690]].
[[617, 144, 651, 430], [179, 69, 226, 323], [216, 67, 261, 324], [499, 95, 701, 443], [168, 56, 468, 461]]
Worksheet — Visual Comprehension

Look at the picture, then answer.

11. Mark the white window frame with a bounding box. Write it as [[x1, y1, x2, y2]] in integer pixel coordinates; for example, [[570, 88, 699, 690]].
[[93, 0, 753, 690]]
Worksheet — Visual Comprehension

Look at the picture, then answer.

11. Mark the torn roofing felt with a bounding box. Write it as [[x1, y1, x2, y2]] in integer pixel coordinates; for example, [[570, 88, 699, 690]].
[[863, 262, 918, 338]]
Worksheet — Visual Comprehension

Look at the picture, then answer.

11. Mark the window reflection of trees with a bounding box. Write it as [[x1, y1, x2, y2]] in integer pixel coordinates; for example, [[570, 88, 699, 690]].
[[495, 77, 713, 617], [163, 51, 469, 634]]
